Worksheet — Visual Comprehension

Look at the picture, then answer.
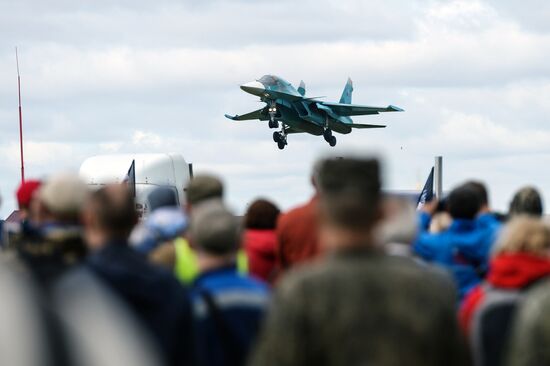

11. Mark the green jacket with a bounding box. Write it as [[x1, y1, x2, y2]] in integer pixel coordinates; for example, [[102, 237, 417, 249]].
[[173, 237, 248, 284]]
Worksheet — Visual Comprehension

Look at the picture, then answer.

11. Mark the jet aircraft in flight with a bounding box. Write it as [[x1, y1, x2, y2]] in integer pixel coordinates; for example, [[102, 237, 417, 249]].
[[225, 75, 403, 149]]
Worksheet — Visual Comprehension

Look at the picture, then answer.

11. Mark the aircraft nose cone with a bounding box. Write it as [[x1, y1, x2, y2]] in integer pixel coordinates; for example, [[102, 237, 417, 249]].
[[240, 81, 265, 96]]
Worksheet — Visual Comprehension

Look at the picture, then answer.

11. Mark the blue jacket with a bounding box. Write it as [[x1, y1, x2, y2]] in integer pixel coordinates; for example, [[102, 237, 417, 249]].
[[87, 243, 194, 366], [191, 265, 269, 366], [414, 217, 496, 299]]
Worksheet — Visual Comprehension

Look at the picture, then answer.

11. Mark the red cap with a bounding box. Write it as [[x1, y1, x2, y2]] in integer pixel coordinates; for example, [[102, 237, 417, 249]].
[[16, 180, 41, 209]]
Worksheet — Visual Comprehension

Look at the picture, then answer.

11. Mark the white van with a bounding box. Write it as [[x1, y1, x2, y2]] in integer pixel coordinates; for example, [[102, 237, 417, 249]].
[[79, 153, 192, 218]]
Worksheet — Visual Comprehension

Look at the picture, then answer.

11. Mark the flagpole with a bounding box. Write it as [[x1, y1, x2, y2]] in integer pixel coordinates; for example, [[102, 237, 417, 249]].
[[15, 47, 25, 183]]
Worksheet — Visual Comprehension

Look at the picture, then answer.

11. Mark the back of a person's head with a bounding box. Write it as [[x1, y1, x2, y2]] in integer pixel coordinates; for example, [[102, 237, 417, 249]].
[[186, 174, 224, 206], [509, 186, 543, 218], [190, 200, 240, 256], [148, 187, 179, 212], [494, 216, 550, 257], [317, 156, 381, 230], [88, 185, 137, 240], [447, 184, 481, 220], [463, 180, 489, 208], [16, 179, 41, 210], [39, 173, 89, 222], [244, 199, 280, 230]]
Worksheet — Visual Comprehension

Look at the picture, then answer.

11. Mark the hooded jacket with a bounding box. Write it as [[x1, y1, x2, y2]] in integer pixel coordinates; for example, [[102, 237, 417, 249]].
[[414, 219, 489, 299], [459, 253, 550, 366]]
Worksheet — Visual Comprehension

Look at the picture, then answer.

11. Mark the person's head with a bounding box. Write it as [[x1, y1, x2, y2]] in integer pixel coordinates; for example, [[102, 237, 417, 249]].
[[447, 184, 482, 220], [494, 216, 550, 257], [148, 186, 179, 212], [377, 196, 417, 246], [316, 156, 382, 250], [244, 199, 280, 230], [38, 173, 89, 224], [463, 180, 489, 213], [509, 186, 544, 218], [16, 180, 41, 221], [83, 185, 138, 250], [185, 174, 224, 212], [189, 200, 240, 264]]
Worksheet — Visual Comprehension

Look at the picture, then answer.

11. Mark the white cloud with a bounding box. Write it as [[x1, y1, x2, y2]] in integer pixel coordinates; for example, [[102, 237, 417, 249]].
[[131, 130, 162, 147], [0, 0, 550, 217]]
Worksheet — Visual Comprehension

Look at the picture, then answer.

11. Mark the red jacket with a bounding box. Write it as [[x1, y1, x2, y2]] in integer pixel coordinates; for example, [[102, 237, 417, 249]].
[[460, 253, 550, 334], [243, 229, 277, 283], [276, 197, 320, 272]]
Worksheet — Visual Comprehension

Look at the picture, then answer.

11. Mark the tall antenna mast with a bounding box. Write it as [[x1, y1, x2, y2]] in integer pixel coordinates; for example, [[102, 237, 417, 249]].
[[15, 47, 25, 183]]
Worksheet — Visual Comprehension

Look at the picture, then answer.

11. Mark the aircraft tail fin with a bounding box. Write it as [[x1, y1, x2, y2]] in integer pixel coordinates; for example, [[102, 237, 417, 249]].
[[339, 77, 353, 104], [298, 80, 306, 96]]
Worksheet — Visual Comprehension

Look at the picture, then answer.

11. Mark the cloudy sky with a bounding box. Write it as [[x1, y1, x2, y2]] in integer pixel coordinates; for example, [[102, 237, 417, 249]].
[[1, 0, 550, 216]]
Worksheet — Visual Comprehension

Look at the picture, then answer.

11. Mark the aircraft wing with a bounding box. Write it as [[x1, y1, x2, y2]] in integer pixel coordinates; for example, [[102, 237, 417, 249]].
[[320, 102, 403, 117], [349, 123, 386, 129], [224, 107, 268, 121]]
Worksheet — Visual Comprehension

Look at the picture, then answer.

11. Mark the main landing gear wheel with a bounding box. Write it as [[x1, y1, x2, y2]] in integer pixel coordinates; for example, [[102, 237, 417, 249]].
[[328, 135, 337, 147], [273, 131, 287, 150], [323, 129, 333, 141]]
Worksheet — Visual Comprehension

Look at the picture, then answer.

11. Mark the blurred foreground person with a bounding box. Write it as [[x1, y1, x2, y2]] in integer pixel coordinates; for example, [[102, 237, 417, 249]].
[[16, 179, 42, 223], [460, 217, 550, 366], [243, 198, 280, 283], [189, 200, 269, 366], [250, 157, 468, 366], [12, 173, 88, 287], [509, 186, 543, 218], [0, 263, 62, 366], [83, 185, 194, 366], [415, 184, 488, 299], [3, 180, 41, 249], [465, 181, 502, 236], [276, 165, 321, 274], [506, 278, 550, 366]]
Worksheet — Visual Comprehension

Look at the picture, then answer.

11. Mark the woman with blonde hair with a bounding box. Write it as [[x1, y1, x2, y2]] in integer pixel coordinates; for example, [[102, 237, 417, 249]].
[[460, 217, 550, 366]]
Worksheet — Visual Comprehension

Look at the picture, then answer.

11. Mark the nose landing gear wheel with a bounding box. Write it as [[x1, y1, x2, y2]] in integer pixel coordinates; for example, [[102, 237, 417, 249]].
[[268, 120, 278, 129], [323, 129, 333, 141]]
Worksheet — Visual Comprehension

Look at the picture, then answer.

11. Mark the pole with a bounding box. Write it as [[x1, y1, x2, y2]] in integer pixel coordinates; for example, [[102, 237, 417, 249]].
[[15, 47, 25, 183], [434, 156, 443, 199]]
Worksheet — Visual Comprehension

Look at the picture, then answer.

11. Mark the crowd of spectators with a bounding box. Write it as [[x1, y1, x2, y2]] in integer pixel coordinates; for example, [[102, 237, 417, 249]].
[[0, 155, 548, 366]]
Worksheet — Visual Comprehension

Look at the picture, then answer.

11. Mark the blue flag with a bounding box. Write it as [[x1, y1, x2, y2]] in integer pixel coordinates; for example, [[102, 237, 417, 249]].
[[124, 160, 136, 198], [417, 167, 434, 208]]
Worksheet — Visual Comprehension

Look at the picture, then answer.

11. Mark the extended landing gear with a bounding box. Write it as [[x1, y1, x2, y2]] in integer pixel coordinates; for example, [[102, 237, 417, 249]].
[[323, 129, 337, 147], [273, 129, 288, 150], [268, 102, 278, 129]]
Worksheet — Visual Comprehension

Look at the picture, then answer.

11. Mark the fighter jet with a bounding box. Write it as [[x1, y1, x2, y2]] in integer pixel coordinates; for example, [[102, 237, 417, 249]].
[[225, 75, 403, 149]]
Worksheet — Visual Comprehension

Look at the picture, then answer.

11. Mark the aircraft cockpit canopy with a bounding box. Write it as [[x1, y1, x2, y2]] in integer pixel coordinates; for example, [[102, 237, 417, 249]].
[[258, 75, 296, 94]]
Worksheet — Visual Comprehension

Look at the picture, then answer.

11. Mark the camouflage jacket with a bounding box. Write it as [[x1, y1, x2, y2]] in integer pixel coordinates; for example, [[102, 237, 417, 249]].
[[249, 247, 470, 366]]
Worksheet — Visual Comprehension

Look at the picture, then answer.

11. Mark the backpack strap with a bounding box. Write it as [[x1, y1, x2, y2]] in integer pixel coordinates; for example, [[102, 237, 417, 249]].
[[199, 289, 245, 366]]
